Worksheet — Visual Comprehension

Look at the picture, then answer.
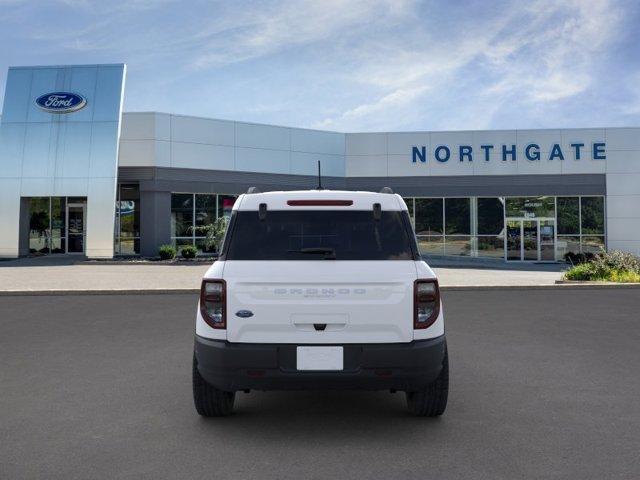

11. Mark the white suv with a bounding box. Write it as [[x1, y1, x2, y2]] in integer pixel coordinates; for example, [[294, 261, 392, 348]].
[[192, 188, 448, 416]]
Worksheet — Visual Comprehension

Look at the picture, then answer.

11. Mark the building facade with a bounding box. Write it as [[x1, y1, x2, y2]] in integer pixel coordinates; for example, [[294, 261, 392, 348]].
[[2, 64, 640, 261]]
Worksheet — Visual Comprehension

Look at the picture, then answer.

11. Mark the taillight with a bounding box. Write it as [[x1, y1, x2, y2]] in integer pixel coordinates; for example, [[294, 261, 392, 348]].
[[414, 279, 440, 329], [200, 279, 226, 329]]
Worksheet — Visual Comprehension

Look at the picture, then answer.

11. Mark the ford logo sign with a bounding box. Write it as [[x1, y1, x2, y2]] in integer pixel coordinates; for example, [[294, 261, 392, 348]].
[[235, 310, 254, 318], [35, 92, 87, 114]]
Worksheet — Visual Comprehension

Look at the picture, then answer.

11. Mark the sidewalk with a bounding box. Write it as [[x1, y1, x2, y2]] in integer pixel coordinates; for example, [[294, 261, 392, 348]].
[[0, 257, 566, 293]]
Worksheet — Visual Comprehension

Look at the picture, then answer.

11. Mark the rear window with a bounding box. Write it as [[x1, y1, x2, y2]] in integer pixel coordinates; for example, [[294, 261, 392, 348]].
[[224, 210, 416, 260]]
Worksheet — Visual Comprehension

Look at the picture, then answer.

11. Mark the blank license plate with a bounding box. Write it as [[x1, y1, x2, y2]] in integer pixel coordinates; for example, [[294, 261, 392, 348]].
[[296, 346, 344, 371]]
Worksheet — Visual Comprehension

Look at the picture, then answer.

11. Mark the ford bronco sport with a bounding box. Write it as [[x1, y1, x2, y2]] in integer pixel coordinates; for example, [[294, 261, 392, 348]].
[[193, 188, 448, 416]]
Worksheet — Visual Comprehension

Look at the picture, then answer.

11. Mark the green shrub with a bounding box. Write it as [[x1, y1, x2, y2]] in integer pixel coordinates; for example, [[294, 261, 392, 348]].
[[608, 269, 640, 283], [181, 245, 197, 259], [563, 252, 595, 265], [564, 250, 640, 282], [564, 263, 595, 281], [158, 244, 176, 260], [591, 250, 640, 274]]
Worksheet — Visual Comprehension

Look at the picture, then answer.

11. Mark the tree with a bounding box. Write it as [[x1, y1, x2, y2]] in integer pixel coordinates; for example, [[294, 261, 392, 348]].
[[191, 216, 229, 252]]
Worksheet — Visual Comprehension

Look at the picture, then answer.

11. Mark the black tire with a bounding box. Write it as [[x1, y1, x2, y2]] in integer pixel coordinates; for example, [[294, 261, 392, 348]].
[[192, 354, 235, 417], [405, 346, 449, 417]]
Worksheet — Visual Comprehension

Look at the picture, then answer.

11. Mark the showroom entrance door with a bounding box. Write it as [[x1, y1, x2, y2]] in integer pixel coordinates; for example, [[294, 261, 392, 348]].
[[66, 203, 86, 254], [506, 218, 555, 261]]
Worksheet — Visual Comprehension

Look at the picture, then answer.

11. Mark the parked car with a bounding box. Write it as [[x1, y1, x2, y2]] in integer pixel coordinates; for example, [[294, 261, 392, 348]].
[[193, 188, 448, 416]]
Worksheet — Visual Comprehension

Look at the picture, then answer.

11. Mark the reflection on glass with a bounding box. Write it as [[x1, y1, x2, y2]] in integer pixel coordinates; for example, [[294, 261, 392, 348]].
[[477, 236, 504, 258], [115, 184, 140, 255], [582, 236, 605, 254], [557, 197, 579, 234], [444, 236, 471, 256], [50, 197, 66, 240], [478, 198, 504, 235], [416, 235, 444, 256], [506, 220, 522, 260], [506, 196, 554, 218], [196, 194, 216, 227], [523, 220, 538, 260], [29, 197, 50, 254], [415, 198, 443, 235], [403, 198, 414, 228], [539, 220, 555, 261], [581, 197, 605, 234], [28, 197, 87, 255], [557, 236, 580, 260], [50, 235, 66, 254], [217, 195, 237, 219], [171, 194, 193, 237], [119, 238, 137, 255], [173, 238, 193, 252], [67, 205, 85, 253], [119, 184, 140, 238], [195, 238, 216, 253], [445, 198, 470, 235]]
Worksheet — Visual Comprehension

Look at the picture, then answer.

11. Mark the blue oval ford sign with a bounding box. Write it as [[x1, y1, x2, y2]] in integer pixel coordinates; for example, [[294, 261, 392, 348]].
[[35, 92, 87, 114]]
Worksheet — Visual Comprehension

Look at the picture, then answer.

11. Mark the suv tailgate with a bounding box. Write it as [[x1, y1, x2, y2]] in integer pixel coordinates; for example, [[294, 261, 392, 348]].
[[224, 260, 417, 344]]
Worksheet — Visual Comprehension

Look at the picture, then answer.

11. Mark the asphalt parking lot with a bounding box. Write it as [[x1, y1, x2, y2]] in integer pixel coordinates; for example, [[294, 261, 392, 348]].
[[1, 289, 639, 479]]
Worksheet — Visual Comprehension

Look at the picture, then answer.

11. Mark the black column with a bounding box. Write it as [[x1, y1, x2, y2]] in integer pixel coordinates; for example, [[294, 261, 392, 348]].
[[139, 188, 171, 256], [18, 197, 31, 256]]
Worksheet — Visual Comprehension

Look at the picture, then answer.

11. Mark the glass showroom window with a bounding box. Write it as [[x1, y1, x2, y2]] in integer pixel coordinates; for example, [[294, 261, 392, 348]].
[[194, 194, 216, 253], [410, 197, 472, 257], [477, 197, 505, 258], [581, 197, 605, 253], [218, 195, 237, 219], [28, 197, 86, 255], [28, 197, 54, 254], [415, 198, 444, 256], [505, 196, 555, 218], [171, 193, 237, 253], [445, 198, 471, 256], [114, 184, 140, 255], [556, 196, 605, 257], [403, 197, 415, 229], [557, 197, 580, 259]]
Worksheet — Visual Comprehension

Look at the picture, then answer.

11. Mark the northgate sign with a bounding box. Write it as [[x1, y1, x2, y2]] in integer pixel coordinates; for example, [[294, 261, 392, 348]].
[[412, 142, 606, 163]]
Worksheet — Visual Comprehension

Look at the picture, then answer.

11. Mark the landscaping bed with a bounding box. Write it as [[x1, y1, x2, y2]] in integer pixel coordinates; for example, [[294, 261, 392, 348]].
[[81, 255, 216, 265], [563, 250, 640, 283]]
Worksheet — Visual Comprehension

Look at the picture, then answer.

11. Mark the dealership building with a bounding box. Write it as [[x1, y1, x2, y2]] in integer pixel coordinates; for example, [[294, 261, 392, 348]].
[[1, 63, 640, 261]]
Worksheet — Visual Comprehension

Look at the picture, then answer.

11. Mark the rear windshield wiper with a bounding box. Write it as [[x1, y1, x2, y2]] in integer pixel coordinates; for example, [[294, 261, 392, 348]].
[[288, 247, 336, 259]]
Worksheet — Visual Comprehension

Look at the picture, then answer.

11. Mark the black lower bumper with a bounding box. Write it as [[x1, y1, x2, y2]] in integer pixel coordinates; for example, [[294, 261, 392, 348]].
[[194, 335, 447, 392]]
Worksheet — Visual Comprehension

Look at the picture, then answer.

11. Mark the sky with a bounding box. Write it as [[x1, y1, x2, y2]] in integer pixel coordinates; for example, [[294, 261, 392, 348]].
[[0, 0, 639, 132]]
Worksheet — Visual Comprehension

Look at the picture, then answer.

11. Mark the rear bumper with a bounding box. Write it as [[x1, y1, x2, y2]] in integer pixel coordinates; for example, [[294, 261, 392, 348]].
[[194, 335, 447, 392]]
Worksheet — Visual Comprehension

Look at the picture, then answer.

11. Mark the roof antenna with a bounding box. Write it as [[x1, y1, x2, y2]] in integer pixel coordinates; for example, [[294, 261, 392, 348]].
[[317, 160, 324, 190]]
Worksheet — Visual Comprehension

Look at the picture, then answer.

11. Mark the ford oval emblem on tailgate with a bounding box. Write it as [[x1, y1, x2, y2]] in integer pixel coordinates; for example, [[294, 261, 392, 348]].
[[236, 310, 254, 318]]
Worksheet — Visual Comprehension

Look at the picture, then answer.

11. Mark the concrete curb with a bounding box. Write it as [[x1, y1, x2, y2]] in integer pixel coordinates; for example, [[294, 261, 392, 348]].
[[446, 283, 640, 291], [2, 283, 640, 296], [0, 288, 200, 296], [555, 280, 640, 287]]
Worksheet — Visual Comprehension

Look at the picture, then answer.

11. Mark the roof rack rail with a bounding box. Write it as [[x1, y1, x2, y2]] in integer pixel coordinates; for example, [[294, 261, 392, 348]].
[[246, 186, 261, 194], [379, 186, 394, 194]]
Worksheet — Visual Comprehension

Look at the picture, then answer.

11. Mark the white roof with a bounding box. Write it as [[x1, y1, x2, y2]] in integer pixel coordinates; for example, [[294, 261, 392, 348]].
[[235, 190, 408, 211]]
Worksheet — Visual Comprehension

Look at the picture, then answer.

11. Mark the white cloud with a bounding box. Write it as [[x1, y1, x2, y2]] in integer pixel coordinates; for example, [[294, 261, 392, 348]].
[[189, 0, 416, 69], [0, 0, 630, 130], [314, 0, 625, 130]]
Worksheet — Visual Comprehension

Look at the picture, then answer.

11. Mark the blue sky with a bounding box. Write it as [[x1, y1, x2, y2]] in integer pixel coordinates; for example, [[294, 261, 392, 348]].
[[1, 0, 639, 132]]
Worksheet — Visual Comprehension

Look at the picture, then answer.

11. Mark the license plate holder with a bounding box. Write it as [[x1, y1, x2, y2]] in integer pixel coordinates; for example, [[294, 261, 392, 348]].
[[296, 346, 344, 371]]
